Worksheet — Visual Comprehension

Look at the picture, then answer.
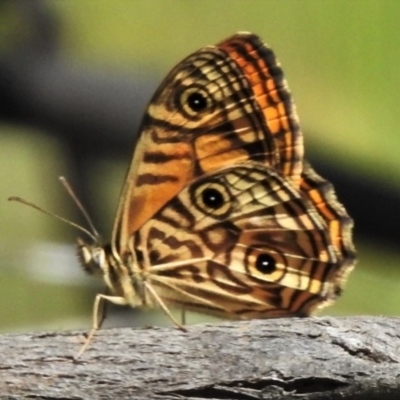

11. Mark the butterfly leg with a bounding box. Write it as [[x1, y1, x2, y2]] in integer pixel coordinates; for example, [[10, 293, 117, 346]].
[[181, 308, 186, 325], [144, 282, 187, 332], [96, 289, 108, 329], [75, 293, 128, 359]]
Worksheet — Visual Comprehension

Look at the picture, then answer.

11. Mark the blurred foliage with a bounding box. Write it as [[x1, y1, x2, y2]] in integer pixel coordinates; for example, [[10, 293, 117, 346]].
[[0, 0, 399, 333]]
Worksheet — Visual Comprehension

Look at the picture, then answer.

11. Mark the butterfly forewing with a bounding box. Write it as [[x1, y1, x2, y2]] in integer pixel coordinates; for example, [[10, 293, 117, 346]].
[[218, 33, 303, 186], [112, 32, 303, 253]]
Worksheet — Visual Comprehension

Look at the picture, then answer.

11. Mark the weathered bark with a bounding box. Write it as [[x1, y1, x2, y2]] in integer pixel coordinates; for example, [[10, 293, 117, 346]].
[[1, 316, 400, 399]]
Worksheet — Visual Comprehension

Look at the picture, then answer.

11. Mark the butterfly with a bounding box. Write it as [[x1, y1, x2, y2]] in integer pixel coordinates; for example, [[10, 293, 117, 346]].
[[11, 32, 356, 355]]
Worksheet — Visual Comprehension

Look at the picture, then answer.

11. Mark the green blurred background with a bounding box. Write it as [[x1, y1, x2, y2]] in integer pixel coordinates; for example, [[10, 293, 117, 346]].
[[1, 0, 400, 334]]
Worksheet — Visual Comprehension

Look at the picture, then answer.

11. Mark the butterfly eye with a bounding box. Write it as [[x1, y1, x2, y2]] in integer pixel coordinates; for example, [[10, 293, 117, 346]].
[[76, 241, 105, 277], [255, 253, 276, 274], [179, 86, 212, 118], [192, 181, 233, 218]]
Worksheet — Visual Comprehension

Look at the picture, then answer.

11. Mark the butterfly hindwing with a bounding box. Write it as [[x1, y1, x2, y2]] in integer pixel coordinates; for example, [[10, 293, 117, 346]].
[[300, 162, 356, 295], [134, 163, 339, 318]]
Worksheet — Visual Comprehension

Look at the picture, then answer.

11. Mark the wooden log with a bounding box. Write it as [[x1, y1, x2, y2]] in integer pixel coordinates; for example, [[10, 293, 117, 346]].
[[1, 316, 400, 399]]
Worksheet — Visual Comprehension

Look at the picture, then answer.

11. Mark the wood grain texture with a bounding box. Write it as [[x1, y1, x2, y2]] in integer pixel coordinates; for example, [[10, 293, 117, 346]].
[[1, 316, 400, 399]]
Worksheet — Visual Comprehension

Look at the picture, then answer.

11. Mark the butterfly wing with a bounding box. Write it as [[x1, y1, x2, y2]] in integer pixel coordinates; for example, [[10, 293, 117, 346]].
[[217, 33, 303, 183], [105, 32, 355, 317], [111, 32, 303, 257], [133, 163, 342, 318], [300, 162, 356, 296]]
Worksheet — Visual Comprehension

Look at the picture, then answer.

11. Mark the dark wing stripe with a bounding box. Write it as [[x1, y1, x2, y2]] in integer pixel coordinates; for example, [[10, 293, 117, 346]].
[[143, 151, 191, 163], [136, 173, 179, 186]]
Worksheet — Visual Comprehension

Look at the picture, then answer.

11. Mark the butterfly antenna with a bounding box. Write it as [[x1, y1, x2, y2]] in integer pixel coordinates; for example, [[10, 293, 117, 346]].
[[59, 176, 100, 239], [8, 196, 97, 242]]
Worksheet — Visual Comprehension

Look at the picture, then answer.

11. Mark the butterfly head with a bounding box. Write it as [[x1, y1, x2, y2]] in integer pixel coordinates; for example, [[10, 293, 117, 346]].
[[76, 238, 139, 305], [76, 238, 108, 277]]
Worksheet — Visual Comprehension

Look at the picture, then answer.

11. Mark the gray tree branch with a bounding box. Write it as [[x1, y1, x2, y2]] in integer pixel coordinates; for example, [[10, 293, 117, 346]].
[[1, 316, 400, 399]]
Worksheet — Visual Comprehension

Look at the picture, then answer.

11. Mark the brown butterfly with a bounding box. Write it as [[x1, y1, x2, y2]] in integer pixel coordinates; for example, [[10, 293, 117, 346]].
[[11, 32, 356, 355]]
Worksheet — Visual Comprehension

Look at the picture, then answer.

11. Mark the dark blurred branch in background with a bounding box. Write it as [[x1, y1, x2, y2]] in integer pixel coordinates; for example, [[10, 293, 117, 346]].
[[0, 0, 395, 248]]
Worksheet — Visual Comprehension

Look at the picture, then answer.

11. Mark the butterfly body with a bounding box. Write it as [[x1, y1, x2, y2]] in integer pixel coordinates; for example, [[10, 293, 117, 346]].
[[73, 32, 355, 335]]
